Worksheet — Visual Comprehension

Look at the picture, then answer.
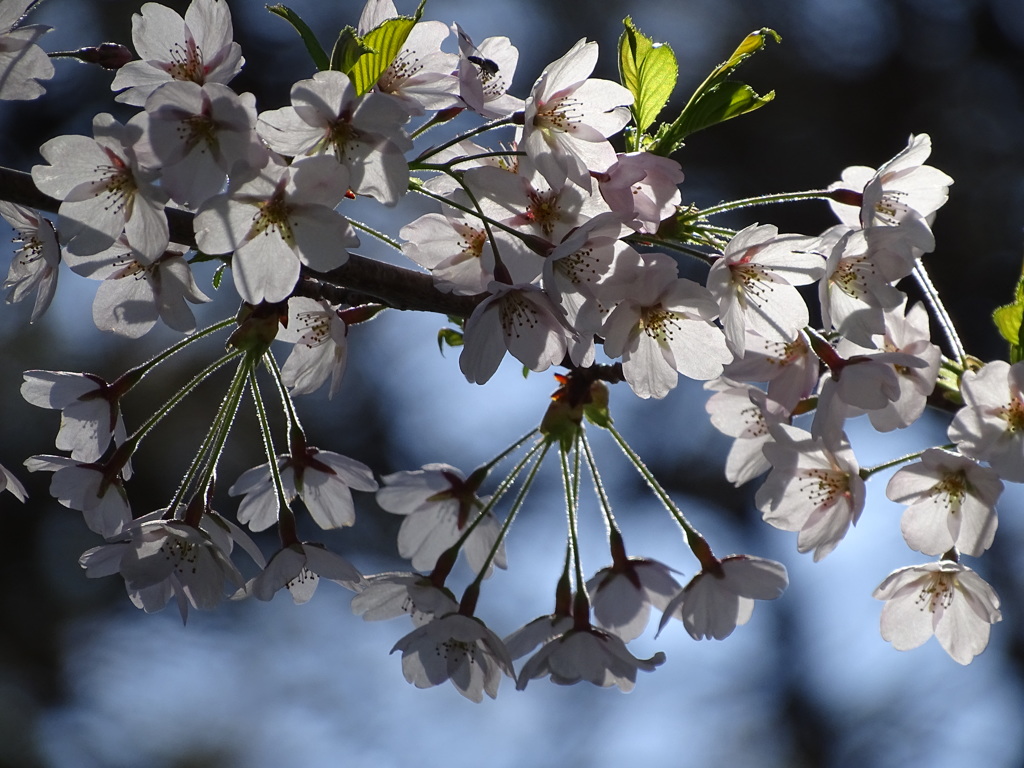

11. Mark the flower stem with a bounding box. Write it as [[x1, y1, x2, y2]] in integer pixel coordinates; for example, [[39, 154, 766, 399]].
[[460, 439, 550, 614], [412, 115, 515, 164], [698, 189, 833, 218], [912, 259, 967, 364], [249, 360, 298, 545], [166, 353, 251, 515], [860, 444, 956, 480]]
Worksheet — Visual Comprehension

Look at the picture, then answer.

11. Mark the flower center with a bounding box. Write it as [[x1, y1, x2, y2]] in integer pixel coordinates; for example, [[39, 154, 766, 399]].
[[915, 573, 955, 613]]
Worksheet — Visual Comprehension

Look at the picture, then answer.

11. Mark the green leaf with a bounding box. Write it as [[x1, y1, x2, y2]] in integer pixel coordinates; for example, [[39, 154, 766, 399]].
[[212, 263, 227, 290], [993, 267, 1024, 363], [437, 327, 464, 354], [650, 27, 780, 156], [330, 26, 375, 73], [266, 5, 329, 71], [344, 1, 426, 95], [618, 17, 678, 141]]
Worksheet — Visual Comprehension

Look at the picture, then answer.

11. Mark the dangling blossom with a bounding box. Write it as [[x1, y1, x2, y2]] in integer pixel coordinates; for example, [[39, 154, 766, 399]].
[[21, 370, 126, 463], [601, 252, 731, 399], [63, 237, 210, 338], [516, 622, 665, 692], [948, 360, 1024, 482], [376, 463, 506, 577], [755, 423, 865, 561], [454, 24, 523, 118], [705, 224, 825, 356], [25, 455, 131, 538], [32, 113, 169, 260], [887, 449, 1002, 557], [391, 612, 515, 702], [250, 541, 363, 604], [521, 38, 633, 189], [659, 554, 788, 640], [585, 557, 681, 642], [873, 559, 1001, 665], [277, 297, 349, 398], [0, 0, 54, 100], [351, 571, 458, 627], [1, 201, 59, 322], [79, 509, 250, 623], [194, 154, 358, 305], [110, 0, 244, 106], [256, 70, 412, 206], [229, 445, 378, 532]]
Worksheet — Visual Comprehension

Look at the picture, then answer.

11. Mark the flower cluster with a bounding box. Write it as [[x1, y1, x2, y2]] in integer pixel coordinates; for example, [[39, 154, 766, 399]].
[[1, 0, 1017, 700]]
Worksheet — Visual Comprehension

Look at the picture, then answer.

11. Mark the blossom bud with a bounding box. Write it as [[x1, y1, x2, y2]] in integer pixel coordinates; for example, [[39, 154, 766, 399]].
[[53, 43, 134, 70]]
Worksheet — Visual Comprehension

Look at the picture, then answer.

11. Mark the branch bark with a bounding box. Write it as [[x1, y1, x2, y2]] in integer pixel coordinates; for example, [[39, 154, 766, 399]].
[[0, 164, 482, 317]]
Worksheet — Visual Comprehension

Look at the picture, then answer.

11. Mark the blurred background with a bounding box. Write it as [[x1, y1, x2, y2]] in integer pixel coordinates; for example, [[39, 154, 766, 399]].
[[3, 0, 1024, 766]]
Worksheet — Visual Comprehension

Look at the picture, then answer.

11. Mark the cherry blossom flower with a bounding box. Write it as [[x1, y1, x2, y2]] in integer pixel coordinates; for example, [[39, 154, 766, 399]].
[[256, 70, 412, 206], [374, 20, 459, 114], [459, 282, 571, 385], [521, 38, 633, 188], [818, 227, 905, 348], [399, 191, 500, 295], [585, 557, 681, 641], [756, 423, 865, 561], [601, 252, 732, 399], [465, 162, 610, 258], [21, 370, 125, 463], [79, 510, 247, 623], [1, 462, 27, 502], [111, 0, 243, 106], [250, 541, 363, 604], [948, 360, 1024, 482], [351, 571, 458, 627], [194, 154, 358, 304], [228, 445, 378, 532], [659, 555, 788, 640], [1, 201, 59, 322], [704, 379, 789, 486], [63, 237, 210, 338], [705, 224, 825, 356], [873, 559, 1001, 665], [836, 299, 941, 433], [376, 463, 506, 577], [723, 330, 818, 412], [828, 133, 952, 271], [25, 455, 130, 537], [391, 612, 515, 701], [0, 0, 54, 100], [516, 623, 664, 692], [504, 614, 574, 659], [454, 25, 523, 118], [32, 113, 169, 260], [134, 81, 265, 208], [277, 297, 348, 398], [595, 152, 684, 233], [887, 449, 1002, 557]]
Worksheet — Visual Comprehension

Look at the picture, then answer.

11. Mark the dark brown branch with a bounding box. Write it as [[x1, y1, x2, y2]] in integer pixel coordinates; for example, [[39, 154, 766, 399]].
[[0, 164, 483, 318]]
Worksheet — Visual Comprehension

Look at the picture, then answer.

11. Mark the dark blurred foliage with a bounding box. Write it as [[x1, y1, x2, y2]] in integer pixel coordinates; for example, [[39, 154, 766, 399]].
[[2, 0, 1024, 766]]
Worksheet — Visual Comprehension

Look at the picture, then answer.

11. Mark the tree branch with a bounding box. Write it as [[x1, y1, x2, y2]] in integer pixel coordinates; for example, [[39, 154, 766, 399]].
[[0, 164, 482, 317]]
